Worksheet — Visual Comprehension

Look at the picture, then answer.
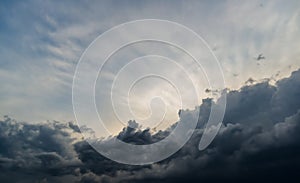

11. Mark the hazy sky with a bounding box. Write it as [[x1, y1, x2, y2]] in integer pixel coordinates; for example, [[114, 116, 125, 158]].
[[1, 0, 299, 134]]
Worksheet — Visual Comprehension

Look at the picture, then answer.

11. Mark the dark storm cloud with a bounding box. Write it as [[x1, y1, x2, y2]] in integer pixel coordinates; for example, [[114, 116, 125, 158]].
[[223, 82, 276, 127], [87, 111, 300, 183], [77, 69, 300, 183], [0, 117, 82, 182], [271, 69, 300, 122], [1, 69, 300, 182]]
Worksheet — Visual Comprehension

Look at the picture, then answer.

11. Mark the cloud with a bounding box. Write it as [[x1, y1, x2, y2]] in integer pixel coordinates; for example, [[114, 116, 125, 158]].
[[1, 0, 300, 124], [73, 69, 300, 182], [1, 69, 300, 182], [0, 117, 82, 182]]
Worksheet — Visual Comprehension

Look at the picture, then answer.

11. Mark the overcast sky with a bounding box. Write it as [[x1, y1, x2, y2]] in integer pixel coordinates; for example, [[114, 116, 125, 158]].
[[1, 0, 299, 134]]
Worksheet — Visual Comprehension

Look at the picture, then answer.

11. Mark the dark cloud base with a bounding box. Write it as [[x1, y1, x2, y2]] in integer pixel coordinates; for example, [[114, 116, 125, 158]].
[[1, 69, 300, 183]]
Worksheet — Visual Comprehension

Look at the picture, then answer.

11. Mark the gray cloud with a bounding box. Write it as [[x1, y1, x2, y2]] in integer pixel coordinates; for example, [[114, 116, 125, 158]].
[[1, 69, 300, 182], [0, 117, 82, 182]]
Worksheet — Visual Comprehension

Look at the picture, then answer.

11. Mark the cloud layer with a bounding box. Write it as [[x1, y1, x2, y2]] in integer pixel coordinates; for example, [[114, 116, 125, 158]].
[[0, 69, 300, 182]]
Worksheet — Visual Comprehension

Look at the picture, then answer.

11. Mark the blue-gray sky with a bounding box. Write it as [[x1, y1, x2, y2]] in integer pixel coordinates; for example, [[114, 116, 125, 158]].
[[1, 1, 300, 182], [1, 0, 299, 131]]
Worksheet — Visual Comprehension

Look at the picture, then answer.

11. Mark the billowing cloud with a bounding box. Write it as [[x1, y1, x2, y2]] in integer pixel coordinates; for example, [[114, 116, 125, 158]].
[[1, 69, 300, 182], [0, 117, 82, 182]]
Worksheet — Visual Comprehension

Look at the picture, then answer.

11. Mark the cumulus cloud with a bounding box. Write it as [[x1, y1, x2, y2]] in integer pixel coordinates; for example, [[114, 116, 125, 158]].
[[1, 69, 300, 182], [0, 117, 82, 182]]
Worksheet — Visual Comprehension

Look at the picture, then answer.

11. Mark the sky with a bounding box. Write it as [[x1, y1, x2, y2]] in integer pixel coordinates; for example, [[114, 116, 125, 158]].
[[1, 0, 300, 182], [1, 0, 300, 130]]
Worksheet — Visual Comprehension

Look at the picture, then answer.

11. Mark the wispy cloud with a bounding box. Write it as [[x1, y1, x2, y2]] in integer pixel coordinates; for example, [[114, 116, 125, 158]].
[[0, 0, 299, 124]]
